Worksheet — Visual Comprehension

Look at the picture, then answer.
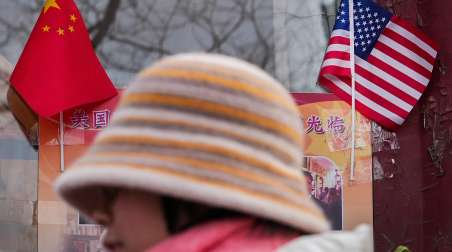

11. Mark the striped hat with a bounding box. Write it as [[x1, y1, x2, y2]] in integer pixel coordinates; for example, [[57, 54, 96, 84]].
[[54, 53, 330, 233]]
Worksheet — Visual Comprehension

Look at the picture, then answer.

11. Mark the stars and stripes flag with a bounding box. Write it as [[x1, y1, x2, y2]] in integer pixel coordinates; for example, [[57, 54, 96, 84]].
[[319, 0, 438, 130]]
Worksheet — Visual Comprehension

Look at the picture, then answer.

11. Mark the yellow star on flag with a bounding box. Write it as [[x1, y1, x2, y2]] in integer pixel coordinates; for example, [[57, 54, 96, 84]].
[[43, 0, 61, 14], [42, 25, 51, 32], [70, 14, 78, 22], [68, 26, 75, 32], [57, 28, 65, 36]]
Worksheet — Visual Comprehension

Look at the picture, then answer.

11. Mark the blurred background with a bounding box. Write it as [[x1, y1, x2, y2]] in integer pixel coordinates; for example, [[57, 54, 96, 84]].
[[0, 0, 339, 91], [0, 1, 338, 251]]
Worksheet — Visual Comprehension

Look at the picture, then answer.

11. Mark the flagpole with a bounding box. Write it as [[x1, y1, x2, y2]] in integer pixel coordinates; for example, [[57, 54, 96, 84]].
[[59, 111, 65, 173], [348, 0, 356, 181]]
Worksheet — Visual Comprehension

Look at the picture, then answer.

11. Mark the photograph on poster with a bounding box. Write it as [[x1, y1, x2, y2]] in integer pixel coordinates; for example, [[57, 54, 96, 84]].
[[303, 156, 343, 230]]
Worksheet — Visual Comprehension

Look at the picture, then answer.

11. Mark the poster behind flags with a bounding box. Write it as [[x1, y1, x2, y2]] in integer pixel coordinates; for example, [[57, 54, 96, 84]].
[[36, 91, 373, 251], [37, 92, 121, 251], [293, 93, 373, 230]]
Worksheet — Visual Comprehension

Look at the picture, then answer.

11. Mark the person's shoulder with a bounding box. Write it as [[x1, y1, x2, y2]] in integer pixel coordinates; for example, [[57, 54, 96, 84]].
[[277, 224, 373, 252]]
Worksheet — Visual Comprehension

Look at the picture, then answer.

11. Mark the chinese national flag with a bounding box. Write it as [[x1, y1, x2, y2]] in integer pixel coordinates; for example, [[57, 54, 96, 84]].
[[10, 0, 118, 117]]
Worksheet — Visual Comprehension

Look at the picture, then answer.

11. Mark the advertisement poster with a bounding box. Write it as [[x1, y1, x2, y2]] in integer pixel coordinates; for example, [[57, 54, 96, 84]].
[[38, 92, 373, 251], [38, 94, 121, 252], [293, 93, 373, 230]]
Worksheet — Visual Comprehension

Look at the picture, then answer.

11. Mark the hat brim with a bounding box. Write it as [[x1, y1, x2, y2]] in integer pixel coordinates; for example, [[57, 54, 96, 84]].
[[55, 164, 330, 233]]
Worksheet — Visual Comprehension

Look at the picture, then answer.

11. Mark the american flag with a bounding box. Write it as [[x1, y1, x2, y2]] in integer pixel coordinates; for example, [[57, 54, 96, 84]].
[[319, 0, 438, 130]]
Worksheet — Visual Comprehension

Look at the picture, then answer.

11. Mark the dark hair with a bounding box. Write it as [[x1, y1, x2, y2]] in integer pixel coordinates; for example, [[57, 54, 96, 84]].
[[162, 196, 302, 236], [303, 171, 313, 181], [162, 196, 240, 234]]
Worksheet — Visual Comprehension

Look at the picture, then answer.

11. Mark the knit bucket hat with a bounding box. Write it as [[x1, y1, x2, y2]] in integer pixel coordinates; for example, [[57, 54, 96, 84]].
[[55, 53, 330, 233]]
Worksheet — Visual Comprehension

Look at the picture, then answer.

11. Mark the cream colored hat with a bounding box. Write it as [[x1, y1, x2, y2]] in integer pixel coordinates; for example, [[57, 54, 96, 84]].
[[55, 53, 330, 233]]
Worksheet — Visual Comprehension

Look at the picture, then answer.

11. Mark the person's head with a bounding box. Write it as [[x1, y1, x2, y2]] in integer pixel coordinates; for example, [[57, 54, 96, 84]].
[[329, 188, 339, 202], [93, 188, 167, 251], [55, 53, 330, 252], [303, 171, 314, 193]]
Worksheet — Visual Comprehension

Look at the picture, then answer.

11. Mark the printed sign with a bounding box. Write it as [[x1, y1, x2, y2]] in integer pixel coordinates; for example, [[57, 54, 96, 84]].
[[38, 92, 121, 252], [293, 93, 373, 230]]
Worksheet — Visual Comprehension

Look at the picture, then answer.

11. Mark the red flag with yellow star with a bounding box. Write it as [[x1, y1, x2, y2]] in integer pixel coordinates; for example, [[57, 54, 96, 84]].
[[10, 0, 118, 117]]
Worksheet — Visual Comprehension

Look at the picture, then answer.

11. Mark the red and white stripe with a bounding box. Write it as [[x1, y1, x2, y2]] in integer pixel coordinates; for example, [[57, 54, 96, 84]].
[[319, 16, 438, 130]]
